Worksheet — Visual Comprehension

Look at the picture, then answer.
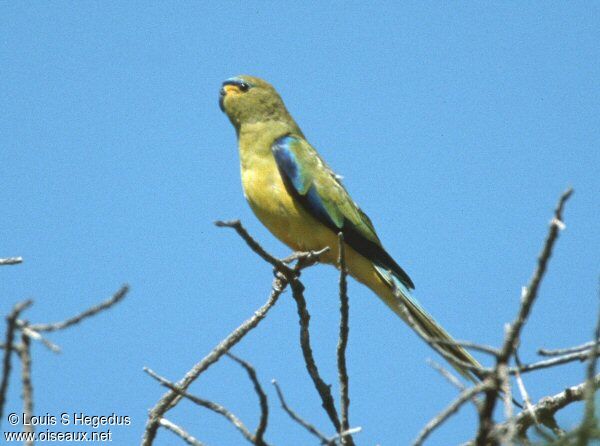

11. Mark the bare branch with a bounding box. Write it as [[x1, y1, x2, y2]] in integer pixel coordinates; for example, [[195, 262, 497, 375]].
[[226, 353, 269, 445], [159, 418, 205, 446], [428, 359, 467, 393], [30, 285, 129, 333], [283, 247, 331, 267], [538, 340, 599, 357], [215, 220, 295, 275], [512, 349, 599, 375], [578, 279, 600, 444], [476, 187, 573, 444], [0, 257, 23, 266], [413, 379, 493, 446], [289, 274, 343, 437], [327, 427, 362, 445], [272, 379, 333, 445], [142, 274, 285, 446], [490, 374, 600, 439], [513, 350, 540, 432], [501, 187, 573, 360], [336, 233, 351, 444], [0, 299, 33, 428], [18, 324, 61, 353], [427, 359, 484, 415], [19, 334, 34, 446], [498, 363, 514, 443], [144, 367, 258, 444], [143, 222, 331, 445]]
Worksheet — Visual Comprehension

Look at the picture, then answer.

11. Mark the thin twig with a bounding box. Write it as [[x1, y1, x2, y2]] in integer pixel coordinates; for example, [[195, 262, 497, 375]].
[[227, 353, 269, 445], [289, 275, 343, 437], [144, 367, 258, 444], [272, 379, 333, 445], [142, 275, 285, 446], [413, 379, 493, 446], [428, 359, 467, 393], [0, 257, 23, 266], [498, 363, 514, 444], [327, 427, 362, 444], [143, 223, 330, 445], [502, 187, 572, 357], [19, 334, 34, 446], [18, 324, 61, 353], [476, 188, 573, 445], [159, 418, 205, 446], [215, 220, 294, 275], [489, 374, 600, 440], [511, 349, 599, 375], [30, 285, 129, 332], [0, 299, 33, 428], [578, 278, 600, 444], [514, 350, 538, 429], [538, 340, 600, 357], [336, 233, 351, 444], [427, 359, 483, 411]]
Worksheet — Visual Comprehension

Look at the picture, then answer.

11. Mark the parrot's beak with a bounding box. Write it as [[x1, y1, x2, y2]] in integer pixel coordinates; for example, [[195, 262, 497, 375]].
[[219, 86, 227, 112], [219, 84, 243, 112]]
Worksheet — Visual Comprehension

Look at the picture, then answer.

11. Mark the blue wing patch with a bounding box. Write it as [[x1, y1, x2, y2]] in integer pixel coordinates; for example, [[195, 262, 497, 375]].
[[272, 135, 343, 229], [272, 135, 310, 194], [272, 134, 415, 290]]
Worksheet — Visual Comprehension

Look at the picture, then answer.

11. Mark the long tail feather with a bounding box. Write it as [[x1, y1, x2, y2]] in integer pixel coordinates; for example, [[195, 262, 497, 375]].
[[374, 266, 484, 382]]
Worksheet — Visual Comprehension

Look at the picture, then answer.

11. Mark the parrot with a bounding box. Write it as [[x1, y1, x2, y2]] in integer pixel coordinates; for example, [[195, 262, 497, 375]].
[[219, 75, 482, 381]]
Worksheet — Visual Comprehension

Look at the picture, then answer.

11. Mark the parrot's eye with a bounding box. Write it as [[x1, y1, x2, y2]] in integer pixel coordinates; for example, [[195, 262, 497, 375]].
[[238, 82, 250, 92]]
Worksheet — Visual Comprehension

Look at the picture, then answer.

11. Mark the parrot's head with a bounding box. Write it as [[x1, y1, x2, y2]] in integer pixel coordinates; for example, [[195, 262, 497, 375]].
[[219, 75, 291, 130]]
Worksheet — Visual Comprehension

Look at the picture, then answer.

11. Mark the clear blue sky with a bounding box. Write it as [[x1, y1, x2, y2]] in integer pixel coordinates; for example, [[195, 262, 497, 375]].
[[2, 2, 599, 445]]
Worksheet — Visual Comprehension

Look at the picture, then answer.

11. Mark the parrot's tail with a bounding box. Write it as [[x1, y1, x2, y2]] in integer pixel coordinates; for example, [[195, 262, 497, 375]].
[[374, 266, 484, 382]]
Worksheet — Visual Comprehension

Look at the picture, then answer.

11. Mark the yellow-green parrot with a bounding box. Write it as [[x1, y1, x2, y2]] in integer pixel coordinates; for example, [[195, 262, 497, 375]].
[[220, 75, 481, 380]]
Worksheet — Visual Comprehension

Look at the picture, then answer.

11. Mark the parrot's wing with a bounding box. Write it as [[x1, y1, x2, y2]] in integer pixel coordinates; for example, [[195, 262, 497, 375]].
[[272, 134, 414, 290]]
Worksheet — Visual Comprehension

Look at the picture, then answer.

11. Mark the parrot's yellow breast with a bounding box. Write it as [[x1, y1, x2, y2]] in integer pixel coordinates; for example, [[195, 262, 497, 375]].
[[237, 123, 335, 255], [236, 123, 400, 313]]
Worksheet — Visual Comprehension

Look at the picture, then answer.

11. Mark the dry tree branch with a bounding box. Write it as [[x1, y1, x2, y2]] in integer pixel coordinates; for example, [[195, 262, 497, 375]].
[[0, 299, 33, 428], [0, 257, 23, 266], [413, 379, 494, 446], [142, 220, 328, 446], [498, 362, 514, 443], [476, 187, 573, 445], [289, 273, 344, 438], [427, 359, 484, 415], [18, 325, 61, 353], [510, 350, 599, 375], [226, 353, 269, 445], [538, 340, 600, 357], [19, 333, 34, 446], [215, 220, 295, 275], [578, 281, 600, 444], [29, 285, 130, 333], [427, 359, 467, 393], [271, 379, 333, 445], [336, 233, 351, 444], [513, 350, 541, 433], [142, 277, 284, 446], [489, 373, 600, 440], [1, 284, 128, 443], [159, 418, 205, 446], [144, 367, 259, 444]]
